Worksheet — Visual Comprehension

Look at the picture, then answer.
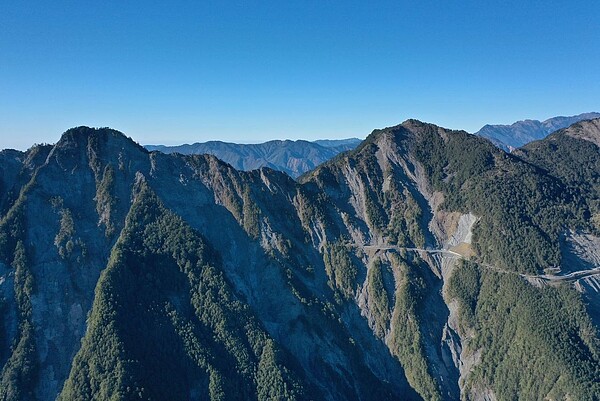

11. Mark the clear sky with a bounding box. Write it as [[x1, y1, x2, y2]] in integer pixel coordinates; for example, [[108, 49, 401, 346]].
[[1, 1, 599, 150]]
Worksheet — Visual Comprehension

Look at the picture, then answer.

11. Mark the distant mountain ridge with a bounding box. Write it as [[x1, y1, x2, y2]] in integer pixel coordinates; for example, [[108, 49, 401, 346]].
[[475, 112, 600, 151], [144, 113, 600, 176], [145, 138, 362, 178]]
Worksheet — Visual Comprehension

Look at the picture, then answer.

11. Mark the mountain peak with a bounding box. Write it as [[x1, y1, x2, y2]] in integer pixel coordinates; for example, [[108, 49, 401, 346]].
[[59, 126, 119, 143], [57, 125, 141, 147], [50, 127, 149, 170], [400, 118, 434, 131]]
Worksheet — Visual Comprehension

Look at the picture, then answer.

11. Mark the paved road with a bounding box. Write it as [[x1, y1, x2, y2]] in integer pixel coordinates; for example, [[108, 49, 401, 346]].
[[354, 244, 600, 284], [533, 267, 600, 282]]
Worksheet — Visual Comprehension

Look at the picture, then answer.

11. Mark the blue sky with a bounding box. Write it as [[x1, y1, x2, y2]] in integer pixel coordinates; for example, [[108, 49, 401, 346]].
[[1, 1, 599, 150]]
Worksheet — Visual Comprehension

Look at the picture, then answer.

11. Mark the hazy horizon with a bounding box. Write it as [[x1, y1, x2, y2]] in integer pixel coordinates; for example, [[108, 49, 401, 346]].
[[3, 111, 600, 152]]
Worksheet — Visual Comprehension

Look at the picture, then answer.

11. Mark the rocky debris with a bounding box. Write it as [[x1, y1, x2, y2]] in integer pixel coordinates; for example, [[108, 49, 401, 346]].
[[564, 118, 600, 147], [561, 231, 600, 273]]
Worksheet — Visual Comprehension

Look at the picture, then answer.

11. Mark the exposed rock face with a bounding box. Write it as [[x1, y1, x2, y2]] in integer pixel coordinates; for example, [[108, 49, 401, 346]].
[[145, 138, 362, 178], [1, 121, 599, 401], [475, 112, 600, 150], [562, 118, 600, 147]]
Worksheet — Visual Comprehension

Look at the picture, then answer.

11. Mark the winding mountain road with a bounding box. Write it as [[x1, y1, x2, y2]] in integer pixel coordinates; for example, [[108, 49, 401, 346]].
[[353, 244, 600, 285]]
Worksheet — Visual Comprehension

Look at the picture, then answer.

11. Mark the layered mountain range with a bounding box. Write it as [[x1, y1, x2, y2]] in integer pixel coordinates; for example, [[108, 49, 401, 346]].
[[143, 113, 600, 180], [475, 112, 600, 151], [1, 119, 599, 400], [145, 138, 362, 178]]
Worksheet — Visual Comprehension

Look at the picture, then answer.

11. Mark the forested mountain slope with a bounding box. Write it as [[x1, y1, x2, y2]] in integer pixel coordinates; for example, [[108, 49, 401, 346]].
[[515, 118, 600, 216], [1, 121, 599, 401]]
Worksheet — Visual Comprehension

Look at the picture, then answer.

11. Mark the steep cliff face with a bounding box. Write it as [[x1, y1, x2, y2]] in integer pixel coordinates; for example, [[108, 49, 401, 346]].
[[1, 122, 599, 401], [0, 127, 416, 401]]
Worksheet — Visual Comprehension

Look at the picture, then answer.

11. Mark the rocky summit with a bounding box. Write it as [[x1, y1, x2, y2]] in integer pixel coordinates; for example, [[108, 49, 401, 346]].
[[1, 120, 600, 401]]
